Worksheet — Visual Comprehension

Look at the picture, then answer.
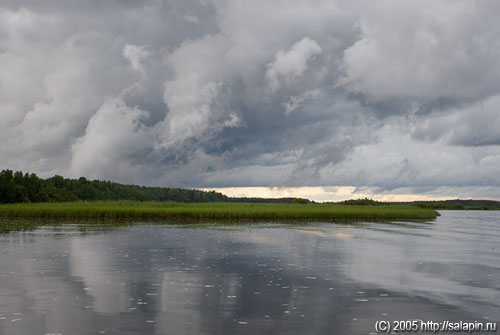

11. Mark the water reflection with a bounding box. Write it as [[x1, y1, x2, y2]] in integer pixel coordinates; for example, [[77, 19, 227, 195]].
[[0, 211, 498, 334]]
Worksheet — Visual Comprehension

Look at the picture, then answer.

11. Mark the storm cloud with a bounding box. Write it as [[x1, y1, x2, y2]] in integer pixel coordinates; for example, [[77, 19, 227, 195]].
[[1, 0, 500, 199]]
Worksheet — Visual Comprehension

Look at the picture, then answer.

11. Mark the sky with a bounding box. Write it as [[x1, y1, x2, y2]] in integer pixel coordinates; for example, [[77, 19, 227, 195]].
[[1, 0, 500, 201]]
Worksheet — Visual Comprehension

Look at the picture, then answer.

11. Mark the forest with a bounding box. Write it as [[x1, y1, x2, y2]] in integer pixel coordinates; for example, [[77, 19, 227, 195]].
[[0, 169, 299, 204], [0, 169, 228, 203]]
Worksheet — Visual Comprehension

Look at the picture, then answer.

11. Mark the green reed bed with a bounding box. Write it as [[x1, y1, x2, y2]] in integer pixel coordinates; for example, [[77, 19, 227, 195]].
[[0, 201, 439, 222]]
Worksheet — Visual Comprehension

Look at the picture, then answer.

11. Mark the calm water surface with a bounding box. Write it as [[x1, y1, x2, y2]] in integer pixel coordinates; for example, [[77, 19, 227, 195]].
[[0, 211, 499, 334]]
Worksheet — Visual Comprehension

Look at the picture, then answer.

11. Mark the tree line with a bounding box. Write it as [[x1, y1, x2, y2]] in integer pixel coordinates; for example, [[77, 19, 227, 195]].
[[0, 169, 299, 204], [0, 169, 230, 203]]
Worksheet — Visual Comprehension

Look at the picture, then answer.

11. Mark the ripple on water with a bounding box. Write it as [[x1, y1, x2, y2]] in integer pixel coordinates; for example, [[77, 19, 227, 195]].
[[0, 212, 498, 334]]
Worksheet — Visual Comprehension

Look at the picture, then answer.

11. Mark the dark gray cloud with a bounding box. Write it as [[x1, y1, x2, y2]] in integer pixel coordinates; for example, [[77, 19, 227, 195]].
[[411, 96, 500, 147], [1, 0, 500, 197]]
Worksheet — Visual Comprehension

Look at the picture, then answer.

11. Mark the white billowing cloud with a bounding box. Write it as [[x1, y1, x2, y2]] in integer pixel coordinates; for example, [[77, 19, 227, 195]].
[[70, 96, 152, 181], [161, 78, 220, 148], [157, 34, 234, 152], [340, 0, 500, 103], [214, 0, 347, 70], [123, 44, 149, 76], [266, 37, 322, 91], [0, 24, 131, 174]]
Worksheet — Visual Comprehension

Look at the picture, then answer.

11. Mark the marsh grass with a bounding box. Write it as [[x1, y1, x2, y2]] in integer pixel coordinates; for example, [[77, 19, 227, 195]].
[[0, 201, 438, 222]]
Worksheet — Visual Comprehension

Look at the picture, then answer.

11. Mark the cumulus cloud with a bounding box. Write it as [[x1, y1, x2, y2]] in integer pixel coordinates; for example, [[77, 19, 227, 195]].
[[157, 34, 231, 153], [70, 96, 153, 181], [123, 44, 149, 76], [266, 37, 322, 91], [1, 0, 500, 199], [340, 0, 500, 104]]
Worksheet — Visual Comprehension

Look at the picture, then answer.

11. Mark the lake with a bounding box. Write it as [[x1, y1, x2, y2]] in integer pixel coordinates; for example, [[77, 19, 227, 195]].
[[0, 211, 498, 334]]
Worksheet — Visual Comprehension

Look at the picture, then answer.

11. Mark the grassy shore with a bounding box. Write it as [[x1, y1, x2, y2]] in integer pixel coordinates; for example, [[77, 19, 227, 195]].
[[0, 201, 439, 222]]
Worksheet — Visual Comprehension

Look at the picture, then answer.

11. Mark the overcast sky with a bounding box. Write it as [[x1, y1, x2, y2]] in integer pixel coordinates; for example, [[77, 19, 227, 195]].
[[2, 0, 500, 201]]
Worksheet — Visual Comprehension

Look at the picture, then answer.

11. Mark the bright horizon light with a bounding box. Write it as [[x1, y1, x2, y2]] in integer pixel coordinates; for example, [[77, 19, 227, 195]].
[[200, 186, 491, 203]]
